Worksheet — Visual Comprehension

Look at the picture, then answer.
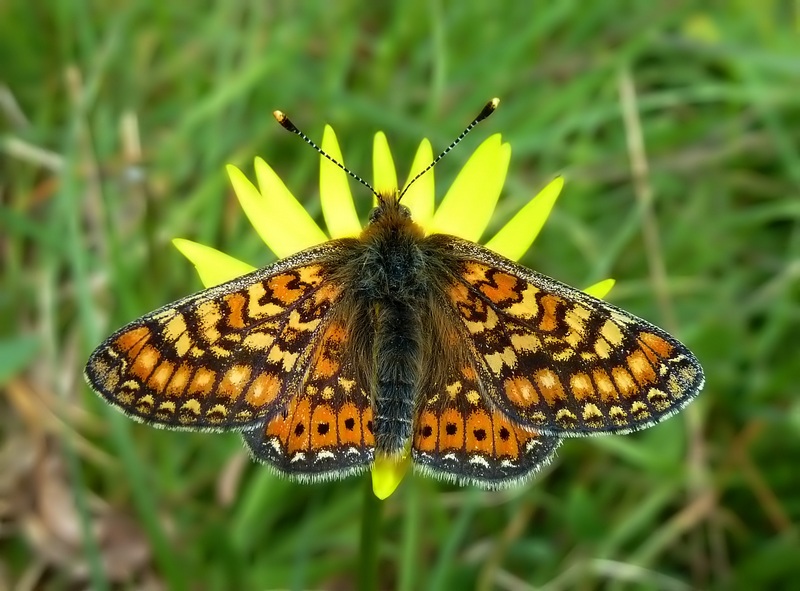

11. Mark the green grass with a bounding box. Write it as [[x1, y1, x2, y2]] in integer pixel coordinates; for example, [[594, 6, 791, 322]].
[[2, 1, 799, 589]]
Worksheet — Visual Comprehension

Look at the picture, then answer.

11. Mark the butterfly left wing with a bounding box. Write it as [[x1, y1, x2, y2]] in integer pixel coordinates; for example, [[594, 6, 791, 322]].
[[437, 236, 704, 436], [84, 245, 349, 430]]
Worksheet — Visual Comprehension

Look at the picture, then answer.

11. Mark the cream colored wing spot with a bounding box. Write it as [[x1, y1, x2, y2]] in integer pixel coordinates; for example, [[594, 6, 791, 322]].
[[608, 405, 627, 425], [504, 284, 540, 319], [243, 331, 276, 352], [485, 347, 518, 375], [582, 402, 603, 423], [629, 400, 650, 418], [600, 319, 624, 346]]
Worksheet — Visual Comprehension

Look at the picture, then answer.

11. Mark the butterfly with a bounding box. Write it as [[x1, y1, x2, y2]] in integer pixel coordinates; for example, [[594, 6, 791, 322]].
[[84, 99, 704, 489]]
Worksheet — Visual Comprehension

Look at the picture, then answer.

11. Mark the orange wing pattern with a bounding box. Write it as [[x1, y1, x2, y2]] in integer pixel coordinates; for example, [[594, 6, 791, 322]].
[[242, 319, 375, 480], [85, 246, 346, 430], [442, 238, 704, 436], [411, 321, 560, 488], [412, 363, 559, 488]]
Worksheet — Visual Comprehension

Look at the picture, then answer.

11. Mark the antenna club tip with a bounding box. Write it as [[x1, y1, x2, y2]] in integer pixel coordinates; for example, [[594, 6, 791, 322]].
[[478, 97, 500, 121], [273, 110, 299, 133]]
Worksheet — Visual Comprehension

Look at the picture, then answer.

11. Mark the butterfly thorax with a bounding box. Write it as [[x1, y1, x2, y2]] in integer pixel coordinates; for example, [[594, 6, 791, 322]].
[[358, 193, 428, 300]]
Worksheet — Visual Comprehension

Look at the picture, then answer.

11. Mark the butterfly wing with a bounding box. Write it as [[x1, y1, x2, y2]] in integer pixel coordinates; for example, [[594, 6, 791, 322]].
[[437, 236, 704, 436], [242, 317, 376, 481], [85, 244, 352, 430], [411, 312, 560, 488]]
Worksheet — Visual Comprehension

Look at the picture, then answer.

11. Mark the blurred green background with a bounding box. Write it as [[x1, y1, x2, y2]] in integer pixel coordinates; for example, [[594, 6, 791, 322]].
[[2, 1, 799, 589]]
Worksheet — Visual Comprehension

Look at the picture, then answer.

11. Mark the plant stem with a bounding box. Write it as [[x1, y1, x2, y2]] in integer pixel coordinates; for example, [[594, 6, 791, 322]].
[[358, 476, 382, 591]]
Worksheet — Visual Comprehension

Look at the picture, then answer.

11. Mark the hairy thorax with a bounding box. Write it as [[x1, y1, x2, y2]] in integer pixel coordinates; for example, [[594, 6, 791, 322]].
[[357, 201, 430, 305]]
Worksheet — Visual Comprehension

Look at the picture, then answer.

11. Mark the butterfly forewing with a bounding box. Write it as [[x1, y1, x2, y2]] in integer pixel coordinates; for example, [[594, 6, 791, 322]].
[[441, 237, 704, 436], [85, 245, 349, 430]]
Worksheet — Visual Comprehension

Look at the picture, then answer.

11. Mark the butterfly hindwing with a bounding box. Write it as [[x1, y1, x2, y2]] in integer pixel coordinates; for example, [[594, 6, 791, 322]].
[[412, 365, 561, 488], [411, 319, 560, 488], [440, 237, 704, 436], [84, 245, 349, 430], [242, 317, 376, 481]]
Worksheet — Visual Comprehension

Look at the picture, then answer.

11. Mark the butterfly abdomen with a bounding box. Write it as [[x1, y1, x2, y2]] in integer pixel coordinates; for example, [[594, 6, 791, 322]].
[[372, 300, 421, 454]]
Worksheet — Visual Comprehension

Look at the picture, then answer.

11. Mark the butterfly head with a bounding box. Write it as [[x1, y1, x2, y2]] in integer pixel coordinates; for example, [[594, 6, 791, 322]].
[[369, 191, 412, 225]]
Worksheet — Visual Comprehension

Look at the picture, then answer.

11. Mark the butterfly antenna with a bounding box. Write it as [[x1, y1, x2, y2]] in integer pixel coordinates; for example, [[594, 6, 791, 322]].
[[398, 97, 500, 201], [273, 110, 380, 199]]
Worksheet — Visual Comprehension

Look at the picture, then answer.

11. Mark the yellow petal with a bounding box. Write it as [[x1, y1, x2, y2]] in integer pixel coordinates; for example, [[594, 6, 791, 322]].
[[373, 131, 398, 198], [229, 161, 327, 258], [430, 134, 510, 241], [583, 278, 616, 299], [372, 451, 411, 500], [320, 125, 361, 238], [172, 238, 256, 288], [485, 177, 564, 261], [400, 139, 435, 229]]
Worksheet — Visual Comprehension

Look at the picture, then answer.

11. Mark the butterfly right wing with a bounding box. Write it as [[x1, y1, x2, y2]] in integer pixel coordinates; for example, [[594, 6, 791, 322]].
[[84, 244, 352, 431], [436, 236, 704, 437]]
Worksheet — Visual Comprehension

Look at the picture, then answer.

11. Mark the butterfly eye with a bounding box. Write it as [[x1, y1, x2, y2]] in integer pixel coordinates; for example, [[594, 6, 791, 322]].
[[398, 205, 411, 219], [368, 206, 384, 224]]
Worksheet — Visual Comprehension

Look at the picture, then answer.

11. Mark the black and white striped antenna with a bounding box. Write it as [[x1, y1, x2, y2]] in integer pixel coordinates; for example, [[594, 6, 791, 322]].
[[273, 97, 500, 202]]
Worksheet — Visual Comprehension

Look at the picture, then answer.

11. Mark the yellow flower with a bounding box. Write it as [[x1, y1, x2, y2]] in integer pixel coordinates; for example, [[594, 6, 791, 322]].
[[173, 127, 614, 500]]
